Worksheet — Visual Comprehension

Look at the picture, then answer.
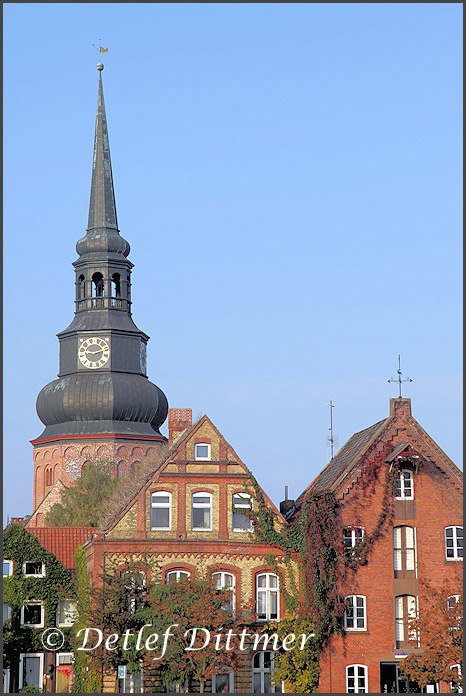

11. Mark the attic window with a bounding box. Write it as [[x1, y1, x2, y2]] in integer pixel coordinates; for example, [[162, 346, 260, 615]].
[[395, 469, 414, 500], [194, 443, 211, 461], [23, 561, 45, 578]]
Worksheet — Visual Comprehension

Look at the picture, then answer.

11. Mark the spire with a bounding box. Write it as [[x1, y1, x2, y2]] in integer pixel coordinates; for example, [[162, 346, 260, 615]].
[[87, 63, 118, 231]]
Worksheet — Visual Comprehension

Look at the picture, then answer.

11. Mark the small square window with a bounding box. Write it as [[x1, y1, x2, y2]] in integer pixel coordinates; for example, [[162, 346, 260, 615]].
[[57, 599, 78, 627], [21, 602, 45, 628], [3, 560, 13, 577], [194, 443, 211, 461], [23, 561, 45, 578]]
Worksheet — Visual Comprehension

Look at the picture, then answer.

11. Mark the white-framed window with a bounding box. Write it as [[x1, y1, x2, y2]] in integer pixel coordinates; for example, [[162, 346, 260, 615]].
[[57, 599, 78, 627], [150, 491, 172, 530], [119, 664, 143, 693], [393, 526, 416, 575], [395, 595, 419, 647], [3, 560, 13, 577], [344, 595, 367, 631], [213, 572, 235, 615], [3, 668, 10, 694], [3, 602, 12, 624], [445, 527, 463, 560], [212, 670, 234, 693], [166, 570, 190, 583], [343, 527, 364, 552], [194, 443, 211, 461], [192, 492, 212, 530], [232, 493, 253, 532], [346, 664, 368, 693], [256, 573, 279, 621], [252, 651, 282, 693], [447, 595, 462, 631], [21, 601, 45, 628], [395, 469, 414, 499], [19, 653, 44, 691], [449, 664, 463, 693], [23, 561, 46, 578]]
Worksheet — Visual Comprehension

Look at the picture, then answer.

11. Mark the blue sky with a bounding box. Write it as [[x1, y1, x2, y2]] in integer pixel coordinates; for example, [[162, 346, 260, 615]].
[[3, 3, 462, 524]]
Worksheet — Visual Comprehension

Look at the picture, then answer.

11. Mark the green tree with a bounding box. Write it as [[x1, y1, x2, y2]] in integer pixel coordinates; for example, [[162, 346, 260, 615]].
[[266, 617, 319, 693], [45, 460, 118, 527]]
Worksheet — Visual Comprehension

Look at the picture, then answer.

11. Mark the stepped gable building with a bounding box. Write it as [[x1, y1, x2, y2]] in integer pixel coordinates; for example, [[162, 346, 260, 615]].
[[290, 397, 463, 694], [28, 63, 168, 527]]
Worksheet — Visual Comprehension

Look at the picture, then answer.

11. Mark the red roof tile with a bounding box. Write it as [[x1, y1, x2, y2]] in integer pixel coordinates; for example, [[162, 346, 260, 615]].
[[27, 527, 95, 570]]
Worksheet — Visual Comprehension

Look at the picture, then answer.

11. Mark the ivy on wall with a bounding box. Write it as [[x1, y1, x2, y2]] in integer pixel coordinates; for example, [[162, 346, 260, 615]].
[[2, 524, 75, 687]]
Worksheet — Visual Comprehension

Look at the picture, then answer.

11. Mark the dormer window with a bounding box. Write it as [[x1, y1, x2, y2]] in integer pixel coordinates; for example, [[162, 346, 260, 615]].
[[194, 443, 211, 461], [395, 469, 414, 500]]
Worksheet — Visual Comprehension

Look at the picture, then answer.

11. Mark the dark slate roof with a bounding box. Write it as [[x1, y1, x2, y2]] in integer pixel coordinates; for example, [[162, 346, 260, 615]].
[[297, 418, 388, 503]]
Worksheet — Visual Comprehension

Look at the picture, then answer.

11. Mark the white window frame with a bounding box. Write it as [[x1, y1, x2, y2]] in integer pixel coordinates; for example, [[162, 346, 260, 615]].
[[232, 493, 253, 532], [393, 526, 417, 575], [23, 561, 46, 578], [344, 595, 367, 631], [449, 664, 463, 693], [212, 670, 235, 693], [346, 664, 368, 693], [166, 570, 190, 583], [192, 491, 213, 531], [395, 595, 419, 646], [213, 572, 236, 616], [256, 573, 280, 621], [3, 602, 12, 624], [194, 443, 211, 461], [120, 664, 144, 693], [252, 651, 282, 693], [56, 599, 78, 627], [21, 601, 45, 628], [395, 469, 414, 500], [19, 653, 44, 691], [343, 527, 365, 551], [3, 560, 13, 577], [445, 526, 463, 561], [57, 652, 74, 665], [150, 491, 172, 530], [3, 668, 10, 694]]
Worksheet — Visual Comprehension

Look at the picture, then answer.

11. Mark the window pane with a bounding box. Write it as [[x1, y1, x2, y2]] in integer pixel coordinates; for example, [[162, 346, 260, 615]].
[[193, 495, 211, 504], [233, 511, 251, 530], [3, 561, 12, 576], [195, 445, 209, 458], [253, 673, 262, 693], [257, 575, 267, 588], [24, 604, 42, 624], [257, 591, 266, 618], [446, 528, 454, 538], [25, 561, 43, 575], [151, 507, 170, 528], [24, 657, 41, 689], [193, 507, 210, 529], [152, 494, 170, 504], [269, 575, 278, 588], [270, 591, 278, 619], [214, 674, 230, 693], [264, 673, 271, 693]]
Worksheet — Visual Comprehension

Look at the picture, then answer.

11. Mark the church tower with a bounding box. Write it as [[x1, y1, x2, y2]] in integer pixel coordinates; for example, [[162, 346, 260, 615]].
[[28, 64, 168, 526]]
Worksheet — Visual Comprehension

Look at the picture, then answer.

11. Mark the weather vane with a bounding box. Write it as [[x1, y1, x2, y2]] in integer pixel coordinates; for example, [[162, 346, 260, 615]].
[[92, 40, 109, 65], [326, 400, 339, 461], [388, 355, 412, 398]]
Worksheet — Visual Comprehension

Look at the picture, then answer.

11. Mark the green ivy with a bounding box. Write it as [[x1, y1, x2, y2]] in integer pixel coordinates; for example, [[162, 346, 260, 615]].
[[2, 524, 75, 684]]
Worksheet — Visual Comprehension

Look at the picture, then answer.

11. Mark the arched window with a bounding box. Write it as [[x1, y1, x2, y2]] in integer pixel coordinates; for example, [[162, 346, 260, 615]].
[[256, 573, 279, 621], [346, 665, 368, 693], [117, 461, 129, 478], [212, 572, 235, 614], [111, 273, 121, 308], [166, 570, 190, 583], [191, 492, 212, 531], [150, 492, 172, 530], [393, 526, 416, 577], [78, 274, 86, 300], [91, 272, 104, 307], [344, 595, 367, 630], [252, 651, 281, 693], [45, 468, 52, 487]]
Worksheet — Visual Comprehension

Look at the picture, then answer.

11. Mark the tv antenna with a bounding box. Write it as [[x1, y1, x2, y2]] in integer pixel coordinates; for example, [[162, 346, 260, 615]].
[[326, 400, 339, 460], [388, 355, 412, 397]]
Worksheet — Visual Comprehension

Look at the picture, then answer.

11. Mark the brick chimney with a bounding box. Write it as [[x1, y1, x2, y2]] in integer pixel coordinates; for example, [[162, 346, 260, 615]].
[[168, 408, 192, 443], [390, 397, 412, 419]]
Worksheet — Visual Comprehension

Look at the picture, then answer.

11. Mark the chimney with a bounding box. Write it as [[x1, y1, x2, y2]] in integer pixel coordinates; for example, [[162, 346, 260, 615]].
[[279, 486, 295, 517], [168, 408, 192, 443]]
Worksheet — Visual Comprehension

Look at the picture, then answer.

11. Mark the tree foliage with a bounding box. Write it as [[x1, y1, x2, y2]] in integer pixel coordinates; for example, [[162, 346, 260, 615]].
[[45, 460, 118, 527], [399, 570, 463, 690]]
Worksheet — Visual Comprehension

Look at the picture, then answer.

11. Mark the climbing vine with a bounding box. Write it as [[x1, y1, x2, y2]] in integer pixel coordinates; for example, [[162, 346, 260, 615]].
[[247, 444, 395, 691]]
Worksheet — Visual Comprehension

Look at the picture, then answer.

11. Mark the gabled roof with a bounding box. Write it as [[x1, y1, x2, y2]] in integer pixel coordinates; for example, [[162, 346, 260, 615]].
[[27, 527, 95, 570], [296, 418, 389, 504]]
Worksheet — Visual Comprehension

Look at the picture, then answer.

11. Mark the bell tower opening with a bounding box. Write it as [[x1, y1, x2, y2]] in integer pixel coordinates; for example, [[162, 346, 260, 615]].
[[91, 272, 104, 308], [111, 273, 121, 308]]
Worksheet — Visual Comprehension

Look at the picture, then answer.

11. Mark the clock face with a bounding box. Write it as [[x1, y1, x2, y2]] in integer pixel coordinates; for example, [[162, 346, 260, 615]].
[[139, 342, 147, 374], [79, 337, 110, 369]]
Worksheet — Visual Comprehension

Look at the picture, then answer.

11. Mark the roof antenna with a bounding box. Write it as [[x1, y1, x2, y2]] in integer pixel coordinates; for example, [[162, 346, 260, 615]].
[[326, 400, 339, 461], [388, 355, 413, 398]]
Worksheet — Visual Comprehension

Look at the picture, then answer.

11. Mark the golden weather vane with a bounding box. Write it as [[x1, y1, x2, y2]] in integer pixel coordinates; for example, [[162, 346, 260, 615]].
[[92, 40, 109, 58]]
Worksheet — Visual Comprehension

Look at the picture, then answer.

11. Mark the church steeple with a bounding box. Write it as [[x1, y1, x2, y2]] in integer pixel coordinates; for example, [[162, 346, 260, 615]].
[[34, 64, 168, 442], [87, 63, 118, 232]]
